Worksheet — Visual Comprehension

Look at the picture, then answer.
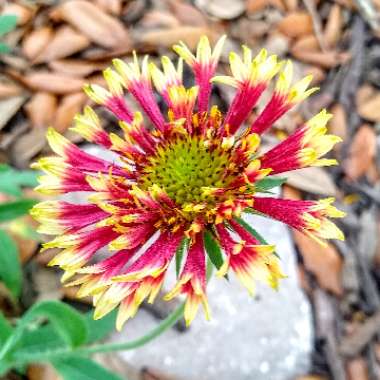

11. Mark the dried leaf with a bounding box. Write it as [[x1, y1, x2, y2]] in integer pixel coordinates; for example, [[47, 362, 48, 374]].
[[291, 49, 350, 68], [34, 26, 90, 64], [22, 71, 85, 94], [344, 124, 377, 181], [304, 65, 326, 85], [246, 0, 268, 13], [1, 3, 33, 26], [140, 11, 180, 29], [0, 95, 27, 130], [324, 4, 342, 48], [329, 103, 348, 146], [11, 127, 47, 168], [292, 34, 320, 52], [24, 92, 57, 128], [293, 230, 343, 296], [168, 0, 208, 27], [138, 26, 213, 50], [54, 92, 87, 133], [28, 364, 62, 380], [52, 0, 131, 49], [94, 0, 122, 15], [48, 59, 104, 78], [346, 357, 369, 380], [285, 167, 337, 196], [283, 0, 299, 11], [195, 0, 245, 20], [22, 26, 53, 61], [278, 12, 313, 38], [0, 81, 22, 99], [357, 91, 380, 122]]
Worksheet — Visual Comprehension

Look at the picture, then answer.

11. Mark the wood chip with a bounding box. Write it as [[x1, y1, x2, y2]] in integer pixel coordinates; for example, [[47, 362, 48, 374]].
[[21, 26, 53, 61], [34, 26, 90, 64], [95, 0, 122, 15], [11, 127, 47, 168], [195, 0, 245, 20], [54, 92, 87, 133], [292, 34, 320, 52], [330, 103, 348, 141], [344, 124, 377, 181], [278, 11, 313, 38], [22, 71, 85, 94], [27, 364, 61, 380], [0, 95, 27, 130], [168, 0, 208, 27], [24, 92, 57, 128], [291, 49, 350, 68], [347, 357, 369, 380], [52, 0, 131, 49], [138, 26, 213, 50], [48, 59, 105, 78], [293, 230, 343, 296], [285, 166, 337, 196], [0, 81, 22, 99], [324, 4, 342, 48], [1, 3, 33, 25], [357, 91, 380, 122], [340, 313, 380, 358]]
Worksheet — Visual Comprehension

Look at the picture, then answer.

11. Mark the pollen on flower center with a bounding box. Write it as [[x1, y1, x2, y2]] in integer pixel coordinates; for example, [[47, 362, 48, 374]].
[[139, 134, 232, 205]]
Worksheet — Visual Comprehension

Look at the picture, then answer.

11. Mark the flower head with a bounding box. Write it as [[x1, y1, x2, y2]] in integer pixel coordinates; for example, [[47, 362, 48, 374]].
[[31, 36, 344, 329]]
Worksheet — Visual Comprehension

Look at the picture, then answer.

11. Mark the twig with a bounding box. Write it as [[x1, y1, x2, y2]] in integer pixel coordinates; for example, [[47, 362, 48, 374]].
[[302, 0, 327, 51], [313, 288, 346, 380], [339, 311, 380, 357], [354, 0, 380, 31]]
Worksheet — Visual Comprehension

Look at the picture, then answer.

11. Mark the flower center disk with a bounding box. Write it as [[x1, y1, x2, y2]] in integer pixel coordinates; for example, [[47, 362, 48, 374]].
[[140, 135, 230, 205]]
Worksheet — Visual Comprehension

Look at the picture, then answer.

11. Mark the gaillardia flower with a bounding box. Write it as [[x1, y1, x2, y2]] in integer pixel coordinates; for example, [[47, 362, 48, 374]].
[[31, 36, 345, 329]]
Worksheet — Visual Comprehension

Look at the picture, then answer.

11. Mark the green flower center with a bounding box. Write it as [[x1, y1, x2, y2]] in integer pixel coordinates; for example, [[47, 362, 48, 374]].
[[140, 136, 231, 205]]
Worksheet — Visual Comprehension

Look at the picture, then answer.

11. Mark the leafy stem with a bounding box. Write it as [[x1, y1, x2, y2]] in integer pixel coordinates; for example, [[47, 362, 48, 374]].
[[11, 303, 185, 366]]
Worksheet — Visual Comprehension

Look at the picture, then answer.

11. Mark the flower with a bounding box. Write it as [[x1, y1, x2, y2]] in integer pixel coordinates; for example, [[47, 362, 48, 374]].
[[31, 36, 344, 330]]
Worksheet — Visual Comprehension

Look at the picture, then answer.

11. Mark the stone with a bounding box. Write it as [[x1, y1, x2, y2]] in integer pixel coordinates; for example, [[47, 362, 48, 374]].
[[114, 213, 313, 380]]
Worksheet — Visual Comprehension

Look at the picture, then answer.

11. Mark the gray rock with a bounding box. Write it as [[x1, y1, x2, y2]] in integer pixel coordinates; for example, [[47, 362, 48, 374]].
[[113, 213, 313, 380]]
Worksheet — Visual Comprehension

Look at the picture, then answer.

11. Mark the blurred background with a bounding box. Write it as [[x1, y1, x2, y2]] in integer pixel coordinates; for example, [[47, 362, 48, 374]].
[[0, 0, 380, 379]]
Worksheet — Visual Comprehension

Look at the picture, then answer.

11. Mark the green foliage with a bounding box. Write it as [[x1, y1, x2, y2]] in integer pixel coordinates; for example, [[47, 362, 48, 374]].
[[204, 230, 224, 270], [0, 230, 22, 298], [0, 15, 17, 54], [0, 313, 13, 345], [0, 199, 38, 223], [175, 237, 188, 277], [0, 165, 38, 197], [19, 301, 88, 348], [233, 216, 270, 245], [254, 176, 287, 193], [53, 357, 123, 380]]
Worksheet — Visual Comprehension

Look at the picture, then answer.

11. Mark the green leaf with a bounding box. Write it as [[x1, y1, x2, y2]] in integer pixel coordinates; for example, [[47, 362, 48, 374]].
[[233, 217, 270, 245], [0, 312, 13, 345], [14, 324, 64, 356], [175, 237, 188, 277], [0, 15, 17, 37], [255, 176, 287, 193], [204, 230, 224, 270], [84, 310, 116, 344], [19, 301, 88, 348], [0, 229, 22, 298], [0, 164, 38, 197], [53, 357, 123, 380], [0, 199, 38, 222], [0, 42, 10, 54]]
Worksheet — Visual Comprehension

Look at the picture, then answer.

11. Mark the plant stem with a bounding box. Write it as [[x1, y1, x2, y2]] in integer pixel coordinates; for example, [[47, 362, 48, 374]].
[[77, 302, 185, 355], [14, 303, 185, 365]]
